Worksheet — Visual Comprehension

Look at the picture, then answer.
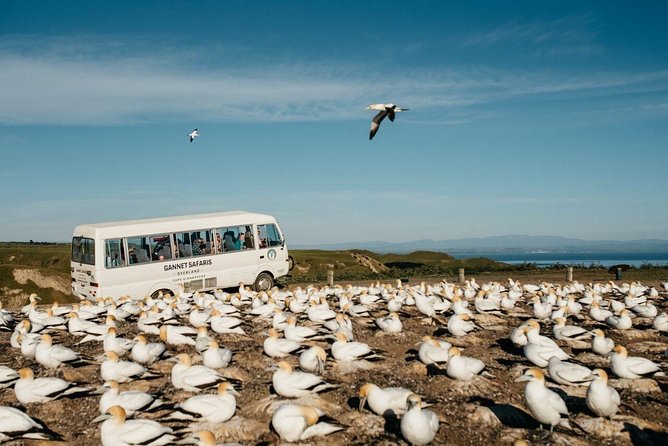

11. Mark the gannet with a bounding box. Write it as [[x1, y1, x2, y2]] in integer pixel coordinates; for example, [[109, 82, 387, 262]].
[[605, 309, 633, 330], [263, 328, 303, 358], [210, 309, 245, 334], [446, 347, 491, 380], [94, 405, 175, 446], [103, 327, 135, 356], [19, 332, 40, 359], [131, 335, 167, 364], [366, 103, 409, 140], [522, 322, 569, 367], [418, 336, 451, 366], [374, 312, 403, 333], [299, 346, 327, 374], [272, 360, 336, 398], [35, 334, 86, 368], [586, 369, 620, 418], [271, 403, 343, 442], [631, 302, 657, 318], [195, 327, 213, 354], [160, 325, 197, 346], [591, 329, 614, 355], [590, 301, 613, 322], [202, 339, 233, 369], [516, 368, 568, 432], [99, 381, 166, 416], [14, 368, 91, 404], [547, 357, 593, 386], [552, 317, 588, 342], [331, 332, 383, 362], [610, 345, 661, 379], [0, 366, 18, 389], [189, 129, 199, 142], [171, 353, 229, 392], [101, 351, 159, 383], [284, 316, 322, 342], [400, 394, 439, 445], [168, 382, 238, 423], [447, 313, 478, 337], [358, 383, 414, 416], [653, 312, 668, 332], [0, 406, 59, 442]]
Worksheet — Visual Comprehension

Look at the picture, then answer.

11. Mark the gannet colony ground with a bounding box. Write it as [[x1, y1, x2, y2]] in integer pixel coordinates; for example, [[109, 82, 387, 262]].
[[0, 277, 667, 445]]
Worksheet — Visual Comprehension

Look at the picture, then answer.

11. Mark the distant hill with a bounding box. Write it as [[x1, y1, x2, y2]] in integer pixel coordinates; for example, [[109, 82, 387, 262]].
[[292, 235, 668, 254]]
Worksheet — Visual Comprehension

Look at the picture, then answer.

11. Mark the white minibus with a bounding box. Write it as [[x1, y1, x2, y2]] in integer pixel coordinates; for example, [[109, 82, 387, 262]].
[[71, 211, 292, 300]]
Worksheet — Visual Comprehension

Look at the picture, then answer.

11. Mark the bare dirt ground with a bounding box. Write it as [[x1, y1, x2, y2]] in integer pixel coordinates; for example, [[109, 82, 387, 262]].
[[0, 278, 667, 445]]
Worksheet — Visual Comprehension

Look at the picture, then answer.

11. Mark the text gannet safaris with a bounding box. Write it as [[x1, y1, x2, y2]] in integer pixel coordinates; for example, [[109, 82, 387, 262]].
[[168, 382, 238, 423], [358, 383, 415, 416], [272, 360, 336, 397], [263, 328, 303, 358], [0, 406, 60, 443], [35, 334, 87, 368], [101, 351, 159, 383], [547, 357, 593, 386], [99, 381, 166, 416], [446, 347, 492, 380], [516, 368, 569, 433], [366, 103, 409, 140], [591, 329, 614, 355], [400, 394, 439, 445], [271, 403, 343, 442], [171, 353, 230, 392], [14, 368, 92, 404], [610, 346, 661, 379], [94, 405, 175, 446], [131, 335, 167, 364], [299, 346, 327, 374], [586, 369, 620, 418], [189, 128, 199, 142], [331, 332, 383, 362]]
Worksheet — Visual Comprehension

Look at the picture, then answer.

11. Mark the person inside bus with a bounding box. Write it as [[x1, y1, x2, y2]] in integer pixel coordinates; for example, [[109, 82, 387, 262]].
[[192, 239, 206, 256], [235, 232, 245, 250], [257, 227, 267, 248], [244, 230, 254, 249], [128, 248, 138, 264], [223, 231, 236, 252], [214, 233, 222, 254]]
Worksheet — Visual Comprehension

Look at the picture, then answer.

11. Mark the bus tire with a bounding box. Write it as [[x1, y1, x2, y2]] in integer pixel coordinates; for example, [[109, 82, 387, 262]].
[[254, 272, 274, 292], [151, 288, 173, 299], [288, 256, 295, 271]]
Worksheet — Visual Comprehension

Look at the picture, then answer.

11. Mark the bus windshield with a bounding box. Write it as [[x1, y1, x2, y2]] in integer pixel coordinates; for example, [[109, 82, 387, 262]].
[[72, 237, 95, 265]]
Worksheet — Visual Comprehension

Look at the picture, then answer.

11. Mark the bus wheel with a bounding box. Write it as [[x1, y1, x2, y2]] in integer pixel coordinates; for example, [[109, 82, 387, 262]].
[[288, 255, 295, 271], [254, 272, 274, 292], [151, 289, 172, 299]]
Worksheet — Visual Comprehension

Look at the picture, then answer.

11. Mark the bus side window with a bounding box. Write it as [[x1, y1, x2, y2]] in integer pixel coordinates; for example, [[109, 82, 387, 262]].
[[266, 224, 282, 247], [105, 239, 126, 268]]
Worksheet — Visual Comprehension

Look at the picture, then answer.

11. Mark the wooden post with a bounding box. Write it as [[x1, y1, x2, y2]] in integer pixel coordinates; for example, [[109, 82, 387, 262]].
[[616, 267, 622, 280], [327, 269, 334, 286], [566, 267, 573, 283], [458, 268, 465, 283]]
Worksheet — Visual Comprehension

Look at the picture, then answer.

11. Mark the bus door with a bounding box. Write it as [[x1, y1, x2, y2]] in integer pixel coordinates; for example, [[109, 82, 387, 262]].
[[256, 223, 288, 274]]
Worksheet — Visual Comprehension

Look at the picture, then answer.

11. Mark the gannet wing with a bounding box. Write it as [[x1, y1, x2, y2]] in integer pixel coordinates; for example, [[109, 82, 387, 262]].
[[370, 110, 388, 140]]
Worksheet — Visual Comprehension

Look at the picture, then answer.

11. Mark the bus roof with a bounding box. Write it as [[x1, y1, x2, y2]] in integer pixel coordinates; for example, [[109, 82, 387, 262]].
[[73, 211, 277, 237]]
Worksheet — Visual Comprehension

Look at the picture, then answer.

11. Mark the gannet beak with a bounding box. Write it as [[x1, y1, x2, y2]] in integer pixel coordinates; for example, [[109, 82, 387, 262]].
[[515, 375, 531, 382], [92, 413, 111, 423], [359, 396, 367, 411]]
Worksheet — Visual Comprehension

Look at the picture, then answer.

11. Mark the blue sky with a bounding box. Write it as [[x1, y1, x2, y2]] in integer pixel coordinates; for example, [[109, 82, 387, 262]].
[[1, 1, 667, 244]]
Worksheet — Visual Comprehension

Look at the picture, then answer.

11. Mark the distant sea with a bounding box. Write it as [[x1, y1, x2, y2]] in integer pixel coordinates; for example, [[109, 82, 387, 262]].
[[455, 252, 668, 268]]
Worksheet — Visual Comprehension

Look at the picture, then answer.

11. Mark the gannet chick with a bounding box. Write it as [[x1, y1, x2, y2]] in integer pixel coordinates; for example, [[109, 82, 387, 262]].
[[446, 347, 491, 380], [418, 336, 451, 366], [374, 312, 403, 333], [101, 351, 159, 383], [547, 357, 593, 386], [271, 403, 343, 442], [263, 328, 303, 358], [0, 406, 59, 442], [168, 382, 238, 423], [400, 394, 439, 445], [591, 329, 614, 355], [605, 309, 633, 330], [94, 405, 175, 446], [586, 369, 620, 418], [366, 103, 409, 140], [358, 383, 414, 416], [14, 368, 92, 404], [99, 381, 166, 416], [202, 339, 233, 369], [447, 313, 477, 337], [131, 335, 167, 364], [516, 368, 568, 432], [272, 361, 336, 398], [299, 346, 327, 374], [610, 346, 661, 379]]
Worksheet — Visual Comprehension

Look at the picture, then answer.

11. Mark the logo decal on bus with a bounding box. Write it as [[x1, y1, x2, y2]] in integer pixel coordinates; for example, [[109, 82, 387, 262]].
[[267, 249, 277, 260]]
